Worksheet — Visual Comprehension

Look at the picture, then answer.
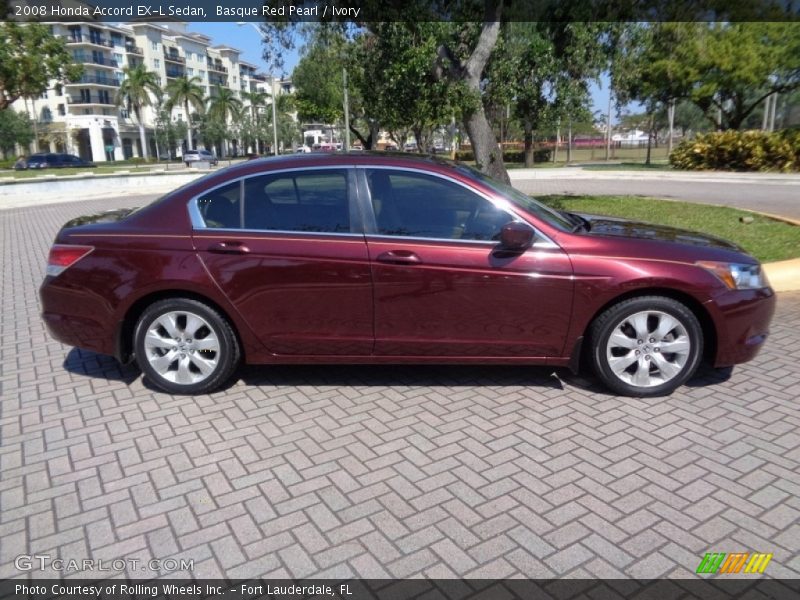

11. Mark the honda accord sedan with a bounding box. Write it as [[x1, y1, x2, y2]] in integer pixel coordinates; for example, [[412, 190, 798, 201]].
[[40, 154, 775, 397]]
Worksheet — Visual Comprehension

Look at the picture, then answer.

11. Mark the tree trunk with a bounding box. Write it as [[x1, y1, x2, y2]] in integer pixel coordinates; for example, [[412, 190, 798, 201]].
[[135, 106, 149, 160], [463, 109, 507, 183], [523, 120, 534, 168], [184, 100, 193, 150], [566, 119, 572, 163], [436, 17, 508, 183], [667, 99, 675, 156], [645, 113, 654, 165]]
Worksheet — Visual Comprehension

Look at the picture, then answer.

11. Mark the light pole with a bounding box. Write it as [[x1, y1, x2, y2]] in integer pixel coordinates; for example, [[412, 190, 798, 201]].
[[237, 22, 280, 155]]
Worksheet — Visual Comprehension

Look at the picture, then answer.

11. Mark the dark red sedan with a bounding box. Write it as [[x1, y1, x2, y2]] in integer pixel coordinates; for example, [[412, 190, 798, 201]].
[[40, 154, 775, 397]]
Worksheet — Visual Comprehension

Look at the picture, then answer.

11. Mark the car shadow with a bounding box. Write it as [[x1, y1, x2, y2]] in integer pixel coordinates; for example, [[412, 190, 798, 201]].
[[62, 347, 140, 385], [237, 363, 567, 391], [60, 348, 733, 397]]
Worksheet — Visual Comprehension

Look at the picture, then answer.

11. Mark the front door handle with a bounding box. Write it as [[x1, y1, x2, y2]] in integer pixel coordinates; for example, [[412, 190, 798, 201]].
[[207, 241, 250, 255], [376, 250, 422, 265]]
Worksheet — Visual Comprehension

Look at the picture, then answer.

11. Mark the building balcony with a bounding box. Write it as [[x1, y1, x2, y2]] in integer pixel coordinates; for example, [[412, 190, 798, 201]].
[[207, 61, 228, 74], [69, 95, 115, 105], [209, 76, 228, 87], [73, 54, 119, 69], [166, 69, 186, 79], [163, 51, 186, 64], [125, 45, 144, 55], [66, 35, 115, 49], [67, 75, 120, 87]]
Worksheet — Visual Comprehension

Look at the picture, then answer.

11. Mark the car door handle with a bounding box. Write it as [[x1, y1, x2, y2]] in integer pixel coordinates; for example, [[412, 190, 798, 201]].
[[376, 250, 422, 265], [207, 241, 250, 255]]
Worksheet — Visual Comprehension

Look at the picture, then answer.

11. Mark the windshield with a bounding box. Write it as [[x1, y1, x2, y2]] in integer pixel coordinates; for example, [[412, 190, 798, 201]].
[[455, 164, 573, 232]]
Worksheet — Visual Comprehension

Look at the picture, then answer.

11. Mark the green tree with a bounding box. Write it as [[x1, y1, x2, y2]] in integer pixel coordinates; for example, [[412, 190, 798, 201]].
[[0, 109, 34, 156], [116, 65, 160, 160], [0, 22, 82, 111], [688, 23, 800, 130], [166, 75, 205, 151]]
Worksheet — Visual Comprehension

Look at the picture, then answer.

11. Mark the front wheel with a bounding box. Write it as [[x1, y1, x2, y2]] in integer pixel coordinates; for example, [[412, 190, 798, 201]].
[[589, 296, 703, 397], [134, 298, 240, 394]]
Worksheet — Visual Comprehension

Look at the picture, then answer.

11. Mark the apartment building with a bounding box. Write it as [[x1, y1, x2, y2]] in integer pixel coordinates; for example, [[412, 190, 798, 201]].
[[14, 21, 282, 162]]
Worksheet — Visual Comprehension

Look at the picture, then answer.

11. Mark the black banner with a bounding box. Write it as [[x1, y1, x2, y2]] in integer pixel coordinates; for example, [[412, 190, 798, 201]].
[[3, 580, 800, 600], [4, 0, 800, 23]]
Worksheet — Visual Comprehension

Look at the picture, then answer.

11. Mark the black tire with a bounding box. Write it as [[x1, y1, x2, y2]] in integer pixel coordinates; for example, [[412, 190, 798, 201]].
[[588, 296, 703, 397], [134, 298, 240, 394]]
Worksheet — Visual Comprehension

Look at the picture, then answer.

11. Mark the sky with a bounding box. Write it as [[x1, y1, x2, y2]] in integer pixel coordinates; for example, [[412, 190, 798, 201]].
[[190, 22, 617, 122]]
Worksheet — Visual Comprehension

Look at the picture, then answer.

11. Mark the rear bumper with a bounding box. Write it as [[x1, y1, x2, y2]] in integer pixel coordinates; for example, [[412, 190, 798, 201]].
[[40, 277, 116, 357], [708, 286, 776, 367]]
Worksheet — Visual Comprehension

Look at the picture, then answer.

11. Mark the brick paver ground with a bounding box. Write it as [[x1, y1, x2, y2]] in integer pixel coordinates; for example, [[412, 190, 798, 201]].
[[1, 197, 799, 580]]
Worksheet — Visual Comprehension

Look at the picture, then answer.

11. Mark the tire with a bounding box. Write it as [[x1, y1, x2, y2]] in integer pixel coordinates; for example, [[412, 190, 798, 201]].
[[134, 298, 240, 394], [588, 296, 703, 397]]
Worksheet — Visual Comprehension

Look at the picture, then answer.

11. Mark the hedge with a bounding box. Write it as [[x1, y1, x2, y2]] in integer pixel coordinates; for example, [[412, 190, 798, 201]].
[[669, 129, 800, 172]]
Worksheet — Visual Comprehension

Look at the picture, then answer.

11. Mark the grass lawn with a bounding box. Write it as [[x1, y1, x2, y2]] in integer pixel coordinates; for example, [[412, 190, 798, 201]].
[[2, 165, 157, 179], [537, 195, 800, 263]]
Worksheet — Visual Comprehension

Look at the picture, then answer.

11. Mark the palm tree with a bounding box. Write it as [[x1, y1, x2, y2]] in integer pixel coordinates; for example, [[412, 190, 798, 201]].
[[116, 65, 160, 160], [207, 86, 243, 156], [241, 90, 267, 120], [241, 90, 268, 153], [166, 76, 205, 151]]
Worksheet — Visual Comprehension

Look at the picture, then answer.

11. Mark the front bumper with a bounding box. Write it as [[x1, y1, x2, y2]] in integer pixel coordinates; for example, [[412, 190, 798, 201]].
[[708, 286, 776, 367]]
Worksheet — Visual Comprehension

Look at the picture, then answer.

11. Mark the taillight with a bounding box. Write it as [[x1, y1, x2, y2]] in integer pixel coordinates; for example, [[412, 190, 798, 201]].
[[46, 244, 94, 277]]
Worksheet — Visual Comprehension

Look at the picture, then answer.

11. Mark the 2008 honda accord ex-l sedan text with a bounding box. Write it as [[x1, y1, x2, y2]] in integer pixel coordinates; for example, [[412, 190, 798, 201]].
[[40, 154, 776, 397]]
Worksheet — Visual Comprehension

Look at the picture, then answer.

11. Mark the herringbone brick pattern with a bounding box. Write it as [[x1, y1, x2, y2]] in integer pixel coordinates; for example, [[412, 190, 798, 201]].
[[2, 196, 799, 579]]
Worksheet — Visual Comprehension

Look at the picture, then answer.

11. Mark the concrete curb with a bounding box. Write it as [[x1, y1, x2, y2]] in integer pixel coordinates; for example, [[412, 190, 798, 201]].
[[508, 167, 800, 185], [764, 259, 800, 292]]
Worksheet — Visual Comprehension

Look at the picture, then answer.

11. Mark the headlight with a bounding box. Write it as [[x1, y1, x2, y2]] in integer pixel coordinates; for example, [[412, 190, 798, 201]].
[[696, 261, 768, 290]]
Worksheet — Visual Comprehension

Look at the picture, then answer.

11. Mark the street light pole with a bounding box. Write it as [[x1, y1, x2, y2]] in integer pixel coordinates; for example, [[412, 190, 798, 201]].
[[342, 67, 350, 152], [237, 22, 279, 156], [271, 77, 279, 155]]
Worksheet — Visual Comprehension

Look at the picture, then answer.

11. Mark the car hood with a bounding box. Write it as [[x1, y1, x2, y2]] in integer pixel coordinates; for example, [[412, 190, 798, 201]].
[[579, 213, 744, 252], [62, 208, 138, 229]]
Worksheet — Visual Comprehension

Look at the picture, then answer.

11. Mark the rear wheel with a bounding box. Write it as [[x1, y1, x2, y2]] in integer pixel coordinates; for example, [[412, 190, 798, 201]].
[[589, 296, 703, 397], [134, 298, 240, 394]]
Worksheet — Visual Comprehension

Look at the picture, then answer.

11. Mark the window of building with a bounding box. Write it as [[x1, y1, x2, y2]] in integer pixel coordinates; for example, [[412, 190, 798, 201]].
[[187, 67, 194, 76], [114, 53, 123, 64], [199, 70, 205, 79], [120, 108, 129, 118], [151, 40, 158, 51], [57, 104, 65, 116]]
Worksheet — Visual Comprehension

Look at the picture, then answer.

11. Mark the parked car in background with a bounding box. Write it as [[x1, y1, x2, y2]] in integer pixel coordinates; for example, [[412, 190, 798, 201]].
[[183, 149, 218, 167], [40, 154, 775, 397], [23, 153, 95, 169]]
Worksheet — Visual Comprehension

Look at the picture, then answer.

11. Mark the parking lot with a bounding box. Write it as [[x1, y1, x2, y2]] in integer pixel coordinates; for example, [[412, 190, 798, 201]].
[[1, 196, 799, 579]]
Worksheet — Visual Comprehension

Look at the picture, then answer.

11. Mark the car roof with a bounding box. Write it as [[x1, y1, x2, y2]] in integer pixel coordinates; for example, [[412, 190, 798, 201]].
[[216, 152, 465, 179]]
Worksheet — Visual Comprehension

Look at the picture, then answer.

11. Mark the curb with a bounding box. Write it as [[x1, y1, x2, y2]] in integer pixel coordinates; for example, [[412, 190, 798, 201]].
[[764, 259, 800, 293]]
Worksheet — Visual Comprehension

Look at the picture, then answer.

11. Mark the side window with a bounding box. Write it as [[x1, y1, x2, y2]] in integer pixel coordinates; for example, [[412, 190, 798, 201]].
[[197, 181, 241, 229], [243, 170, 350, 233], [366, 170, 512, 241]]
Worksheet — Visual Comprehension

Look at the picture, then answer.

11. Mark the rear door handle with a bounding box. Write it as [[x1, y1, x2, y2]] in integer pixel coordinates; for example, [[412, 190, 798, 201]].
[[207, 241, 250, 255], [376, 250, 421, 265]]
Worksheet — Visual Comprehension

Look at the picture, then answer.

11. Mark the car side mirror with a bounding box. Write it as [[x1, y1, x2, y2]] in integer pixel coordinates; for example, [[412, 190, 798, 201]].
[[499, 221, 534, 251]]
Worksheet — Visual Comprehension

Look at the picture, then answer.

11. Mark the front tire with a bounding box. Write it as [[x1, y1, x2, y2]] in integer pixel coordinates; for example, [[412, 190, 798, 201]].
[[134, 298, 240, 394], [589, 296, 703, 397]]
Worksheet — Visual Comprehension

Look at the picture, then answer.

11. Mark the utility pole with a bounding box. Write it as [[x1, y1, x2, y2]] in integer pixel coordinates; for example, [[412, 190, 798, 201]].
[[271, 77, 279, 155], [342, 67, 350, 151], [605, 90, 612, 161]]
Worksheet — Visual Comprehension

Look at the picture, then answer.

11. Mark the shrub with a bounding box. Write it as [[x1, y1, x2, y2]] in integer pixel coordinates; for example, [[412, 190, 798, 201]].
[[669, 130, 800, 172]]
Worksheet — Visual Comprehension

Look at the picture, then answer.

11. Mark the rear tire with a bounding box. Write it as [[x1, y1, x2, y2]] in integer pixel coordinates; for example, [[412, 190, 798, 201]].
[[589, 296, 703, 397], [134, 298, 240, 394]]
